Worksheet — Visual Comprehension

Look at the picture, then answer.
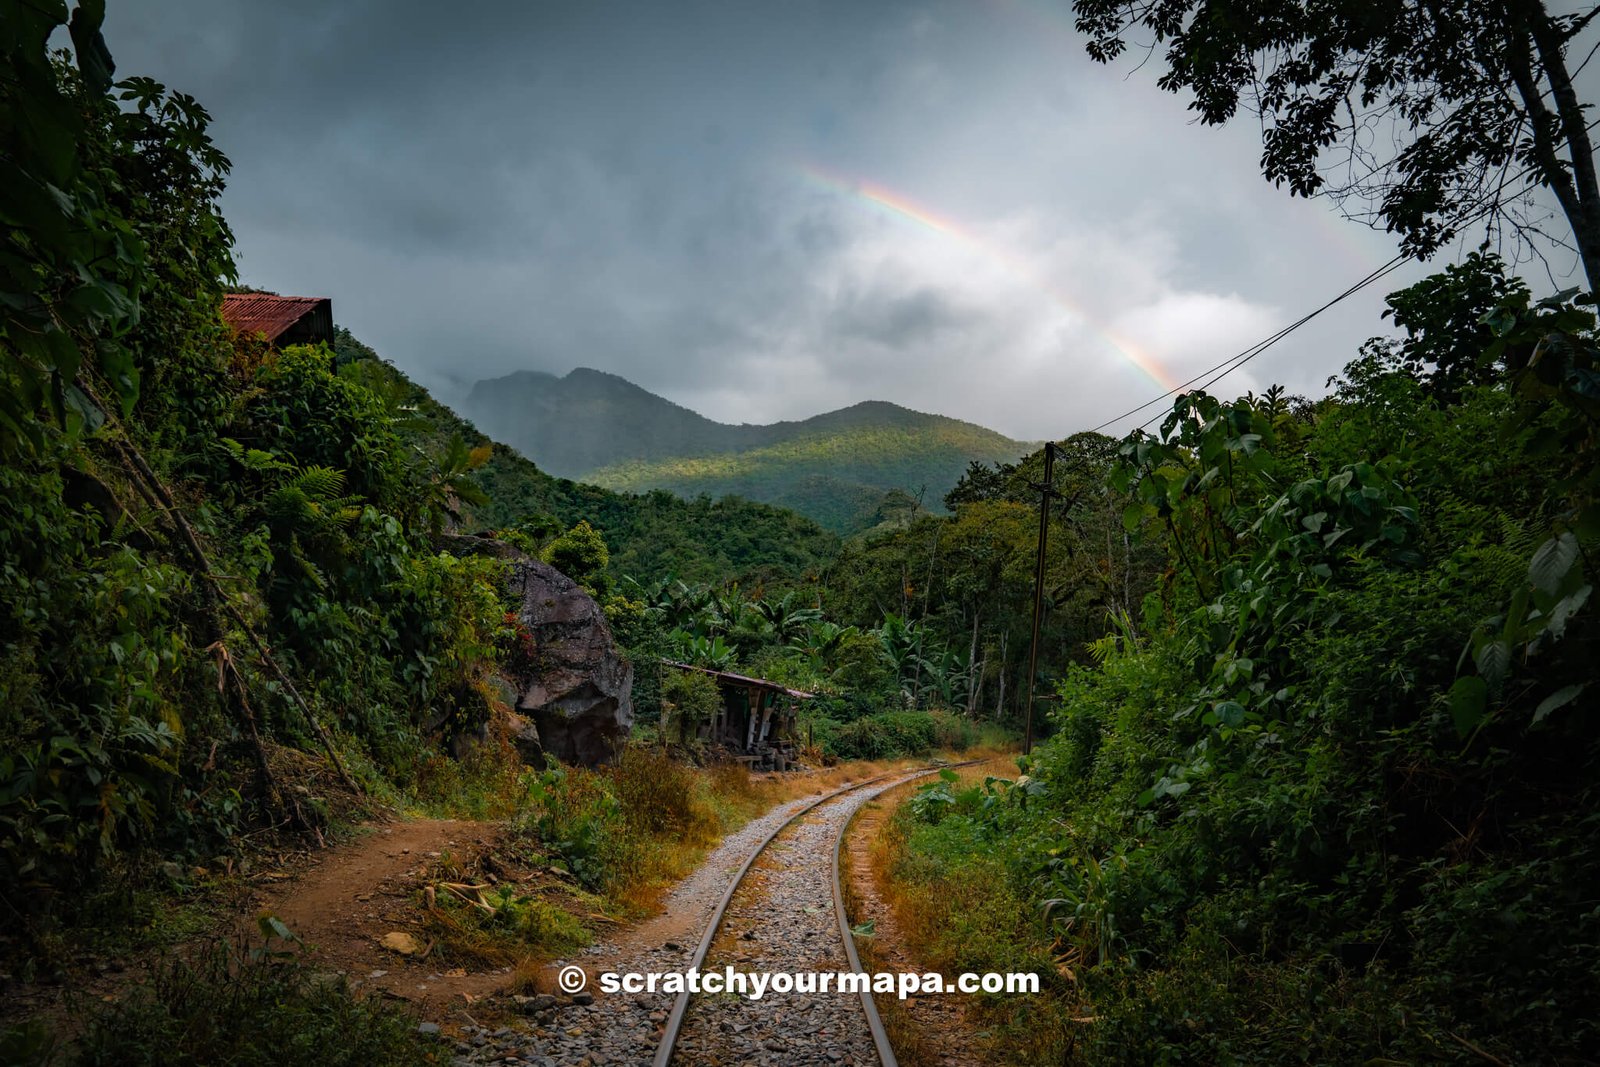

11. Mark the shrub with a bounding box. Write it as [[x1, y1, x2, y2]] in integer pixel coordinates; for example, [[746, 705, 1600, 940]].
[[425, 883, 588, 967], [829, 711, 936, 759], [542, 520, 611, 598], [659, 670, 721, 745], [55, 937, 441, 1067], [610, 747, 720, 839]]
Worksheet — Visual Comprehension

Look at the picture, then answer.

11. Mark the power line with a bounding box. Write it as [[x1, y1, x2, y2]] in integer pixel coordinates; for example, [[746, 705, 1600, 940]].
[[1088, 160, 1561, 437], [1087, 252, 1410, 435], [1144, 257, 1416, 429]]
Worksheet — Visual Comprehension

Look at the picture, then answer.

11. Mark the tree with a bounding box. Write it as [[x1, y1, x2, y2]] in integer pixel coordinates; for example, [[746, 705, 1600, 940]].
[[1072, 0, 1600, 292], [1377, 251, 1532, 401], [2, 0, 140, 454], [543, 520, 612, 598]]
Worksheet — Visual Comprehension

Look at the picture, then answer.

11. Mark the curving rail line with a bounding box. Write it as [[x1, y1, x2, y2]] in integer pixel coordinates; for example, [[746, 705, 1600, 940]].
[[651, 760, 981, 1067]]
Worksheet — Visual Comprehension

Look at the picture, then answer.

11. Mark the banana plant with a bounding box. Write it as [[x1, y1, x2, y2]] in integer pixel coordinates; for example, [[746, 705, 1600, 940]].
[[873, 612, 927, 695], [923, 644, 975, 708], [786, 619, 858, 670], [669, 630, 736, 671], [752, 592, 824, 645]]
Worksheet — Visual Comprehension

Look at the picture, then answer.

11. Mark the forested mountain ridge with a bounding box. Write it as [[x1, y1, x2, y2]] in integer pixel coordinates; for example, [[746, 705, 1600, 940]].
[[462, 367, 1031, 532], [335, 333, 839, 584]]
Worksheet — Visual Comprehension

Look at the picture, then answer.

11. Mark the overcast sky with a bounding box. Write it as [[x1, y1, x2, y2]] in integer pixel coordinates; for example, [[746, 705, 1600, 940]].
[[104, 0, 1582, 440]]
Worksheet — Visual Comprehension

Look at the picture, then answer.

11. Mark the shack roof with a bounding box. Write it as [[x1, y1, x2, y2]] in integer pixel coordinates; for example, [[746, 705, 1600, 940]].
[[221, 293, 331, 343], [662, 661, 814, 699]]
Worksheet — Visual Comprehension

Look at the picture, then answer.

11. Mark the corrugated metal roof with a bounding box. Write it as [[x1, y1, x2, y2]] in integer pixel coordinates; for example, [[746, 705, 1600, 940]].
[[662, 660, 815, 699], [221, 293, 329, 342]]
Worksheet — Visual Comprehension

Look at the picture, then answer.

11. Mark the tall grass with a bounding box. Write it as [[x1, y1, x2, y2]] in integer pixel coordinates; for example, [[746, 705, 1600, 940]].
[[506, 746, 768, 918], [869, 761, 1080, 1065]]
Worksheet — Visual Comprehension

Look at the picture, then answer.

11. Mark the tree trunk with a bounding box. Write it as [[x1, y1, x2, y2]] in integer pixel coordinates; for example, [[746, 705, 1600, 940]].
[[1506, 2, 1600, 295], [994, 631, 1008, 721], [966, 608, 981, 716], [1527, 1, 1600, 295]]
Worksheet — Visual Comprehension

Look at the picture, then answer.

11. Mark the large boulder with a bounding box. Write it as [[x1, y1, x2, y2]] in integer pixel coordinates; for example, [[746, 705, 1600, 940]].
[[504, 557, 633, 767]]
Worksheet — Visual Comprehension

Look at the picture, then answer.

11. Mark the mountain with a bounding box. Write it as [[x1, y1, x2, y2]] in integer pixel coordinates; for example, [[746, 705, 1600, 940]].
[[335, 334, 839, 585], [462, 368, 1032, 532]]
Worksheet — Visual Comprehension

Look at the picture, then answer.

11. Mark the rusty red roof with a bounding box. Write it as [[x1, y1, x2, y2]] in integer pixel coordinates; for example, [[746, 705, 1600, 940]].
[[221, 293, 330, 343], [662, 661, 814, 699]]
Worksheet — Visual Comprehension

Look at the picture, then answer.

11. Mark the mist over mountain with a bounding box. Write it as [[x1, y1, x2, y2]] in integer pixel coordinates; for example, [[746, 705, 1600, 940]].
[[462, 368, 1033, 531]]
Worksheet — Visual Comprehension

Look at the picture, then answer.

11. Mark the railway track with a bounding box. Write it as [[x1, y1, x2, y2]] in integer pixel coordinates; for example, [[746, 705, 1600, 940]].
[[652, 761, 979, 1067]]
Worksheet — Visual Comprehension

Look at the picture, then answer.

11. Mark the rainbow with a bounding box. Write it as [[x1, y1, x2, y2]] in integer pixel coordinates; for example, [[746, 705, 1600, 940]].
[[795, 163, 1185, 392]]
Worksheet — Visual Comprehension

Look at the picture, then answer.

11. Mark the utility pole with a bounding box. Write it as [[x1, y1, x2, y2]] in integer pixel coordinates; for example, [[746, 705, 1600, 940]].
[[1023, 441, 1055, 756]]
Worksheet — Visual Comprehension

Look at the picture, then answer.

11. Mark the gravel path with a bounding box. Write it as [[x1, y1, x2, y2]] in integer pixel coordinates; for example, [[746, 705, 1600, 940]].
[[447, 774, 919, 1067]]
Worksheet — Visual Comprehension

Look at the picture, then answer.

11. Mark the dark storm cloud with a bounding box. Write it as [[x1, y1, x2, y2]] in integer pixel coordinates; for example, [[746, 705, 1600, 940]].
[[832, 286, 974, 349], [106, 0, 1480, 437]]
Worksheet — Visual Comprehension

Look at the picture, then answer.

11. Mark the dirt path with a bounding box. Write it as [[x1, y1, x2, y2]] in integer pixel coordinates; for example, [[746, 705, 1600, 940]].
[[245, 817, 510, 1018], [843, 783, 989, 1067]]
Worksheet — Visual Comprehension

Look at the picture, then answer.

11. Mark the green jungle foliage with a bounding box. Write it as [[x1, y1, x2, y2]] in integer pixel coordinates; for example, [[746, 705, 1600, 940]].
[[818, 430, 1166, 727], [622, 569, 1024, 758], [462, 366, 1032, 533], [889, 257, 1600, 1062], [11, 4, 1595, 1060]]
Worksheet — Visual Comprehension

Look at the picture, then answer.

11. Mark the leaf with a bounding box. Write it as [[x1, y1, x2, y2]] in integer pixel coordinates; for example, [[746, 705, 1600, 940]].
[[1548, 584, 1592, 638], [379, 930, 422, 955], [1448, 676, 1488, 737], [1473, 638, 1511, 689], [850, 919, 876, 938], [1529, 533, 1580, 596], [1213, 700, 1245, 727], [1532, 684, 1585, 725], [258, 913, 295, 943]]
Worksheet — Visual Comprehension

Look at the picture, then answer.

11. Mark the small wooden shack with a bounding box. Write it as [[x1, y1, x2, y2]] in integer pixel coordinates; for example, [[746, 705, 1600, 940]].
[[221, 293, 334, 348], [664, 661, 812, 769]]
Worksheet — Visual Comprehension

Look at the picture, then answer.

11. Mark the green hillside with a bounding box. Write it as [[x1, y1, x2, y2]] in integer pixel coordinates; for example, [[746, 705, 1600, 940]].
[[585, 420, 1027, 530], [462, 369, 1032, 532], [334, 333, 839, 584]]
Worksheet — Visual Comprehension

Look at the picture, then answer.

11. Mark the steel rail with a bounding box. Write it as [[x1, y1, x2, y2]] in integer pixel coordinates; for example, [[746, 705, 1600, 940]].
[[829, 759, 984, 1067], [650, 761, 979, 1067], [831, 777, 908, 1067]]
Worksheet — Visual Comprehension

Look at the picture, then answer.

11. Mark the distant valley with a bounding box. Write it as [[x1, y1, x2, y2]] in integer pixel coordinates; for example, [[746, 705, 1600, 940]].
[[462, 368, 1033, 533]]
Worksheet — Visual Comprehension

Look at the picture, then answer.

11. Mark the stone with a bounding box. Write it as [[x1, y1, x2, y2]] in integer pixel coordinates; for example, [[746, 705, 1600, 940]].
[[504, 710, 542, 768], [379, 931, 423, 956], [504, 557, 633, 767], [448, 719, 491, 759]]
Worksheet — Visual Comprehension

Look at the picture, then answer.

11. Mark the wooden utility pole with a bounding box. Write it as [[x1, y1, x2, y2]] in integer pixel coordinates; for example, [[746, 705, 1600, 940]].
[[1023, 442, 1056, 756]]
